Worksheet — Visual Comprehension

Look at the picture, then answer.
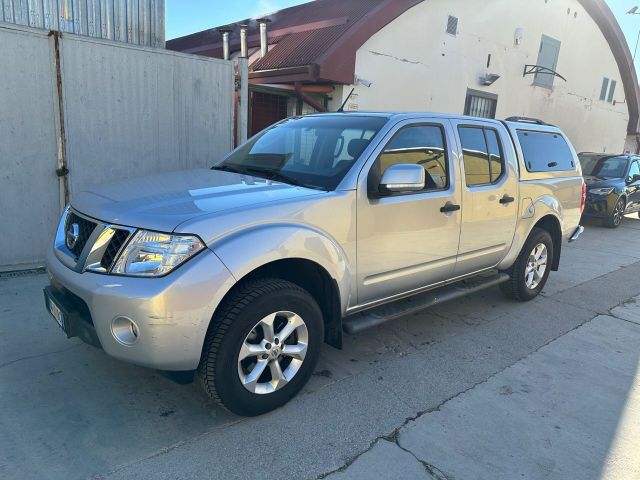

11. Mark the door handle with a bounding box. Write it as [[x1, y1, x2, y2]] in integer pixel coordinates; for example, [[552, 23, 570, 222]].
[[440, 203, 461, 213], [499, 195, 515, 204]]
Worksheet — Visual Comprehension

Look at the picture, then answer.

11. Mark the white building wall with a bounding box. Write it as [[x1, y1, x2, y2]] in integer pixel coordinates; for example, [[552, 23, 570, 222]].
[[344, 0, 629, 154]]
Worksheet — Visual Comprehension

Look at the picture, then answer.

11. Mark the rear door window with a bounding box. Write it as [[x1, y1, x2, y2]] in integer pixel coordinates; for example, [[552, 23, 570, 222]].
[[458, 126, 505, 186], [516, 130, 575, 172]]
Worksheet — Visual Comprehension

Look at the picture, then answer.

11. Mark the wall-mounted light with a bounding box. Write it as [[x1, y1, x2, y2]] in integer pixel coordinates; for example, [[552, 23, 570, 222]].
[[354, 75, 373, 88], [480, 73, 500, 86]]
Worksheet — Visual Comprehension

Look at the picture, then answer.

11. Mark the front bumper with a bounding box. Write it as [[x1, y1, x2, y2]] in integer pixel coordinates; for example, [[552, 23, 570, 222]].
[[582, 194, 617, 218], [45, 245, 236, 371]]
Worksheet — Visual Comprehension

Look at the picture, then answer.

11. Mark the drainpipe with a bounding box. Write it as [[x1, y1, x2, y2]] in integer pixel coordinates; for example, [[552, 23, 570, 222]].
[[218, 28, 232, 60], [239, 24, 248, 58], [294, 82, 327, 113], [257, 18, 271, 57]]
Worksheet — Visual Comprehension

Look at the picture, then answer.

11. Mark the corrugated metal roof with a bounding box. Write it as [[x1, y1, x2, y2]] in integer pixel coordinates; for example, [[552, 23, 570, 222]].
[[167, 0, 385, 70]]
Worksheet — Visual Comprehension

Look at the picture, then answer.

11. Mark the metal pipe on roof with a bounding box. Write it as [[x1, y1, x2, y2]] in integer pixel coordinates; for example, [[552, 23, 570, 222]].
[[239, 24, 249, 58], [258, 18, 272, 58], [218, 28, 232, 60]]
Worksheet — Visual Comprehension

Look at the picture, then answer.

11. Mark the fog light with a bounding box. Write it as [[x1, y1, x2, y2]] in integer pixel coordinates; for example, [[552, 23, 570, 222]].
[[111, 316, 140, 345]]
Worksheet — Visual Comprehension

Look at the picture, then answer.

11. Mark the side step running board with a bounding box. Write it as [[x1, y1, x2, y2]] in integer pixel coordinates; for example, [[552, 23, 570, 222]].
[[343, 272, 510, 334]]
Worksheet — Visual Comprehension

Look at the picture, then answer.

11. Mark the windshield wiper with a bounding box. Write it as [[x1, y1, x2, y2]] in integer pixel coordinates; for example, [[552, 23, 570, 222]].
[[241, 166, 325, 191], [213, 164, 325, 191], [211, 164, 243, 174]]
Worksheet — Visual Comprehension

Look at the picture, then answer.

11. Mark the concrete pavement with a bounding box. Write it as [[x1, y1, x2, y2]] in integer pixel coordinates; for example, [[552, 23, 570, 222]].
[[1, 216, 640, 480]]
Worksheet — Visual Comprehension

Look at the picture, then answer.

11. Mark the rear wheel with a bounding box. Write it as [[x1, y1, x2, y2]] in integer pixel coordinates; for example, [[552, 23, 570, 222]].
[[198, 278, 323, 416], [604, 197, 625, 228], [500, 228, 554, 302]]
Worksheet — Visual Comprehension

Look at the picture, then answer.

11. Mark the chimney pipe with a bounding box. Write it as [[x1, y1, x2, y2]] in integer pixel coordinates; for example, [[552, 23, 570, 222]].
[[239, 24, 248, 58], [218, 28, 232, 60], [257, 18, 271, 58]]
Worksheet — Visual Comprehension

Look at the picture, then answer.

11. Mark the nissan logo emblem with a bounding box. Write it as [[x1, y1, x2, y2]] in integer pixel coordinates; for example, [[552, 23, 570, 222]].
[[66, 223, 80, 250]]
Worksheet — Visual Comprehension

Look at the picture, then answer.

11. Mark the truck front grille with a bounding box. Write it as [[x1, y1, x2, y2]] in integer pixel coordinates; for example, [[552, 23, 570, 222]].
[[65, 212, 97, 259], [100, 229, 131, 270]]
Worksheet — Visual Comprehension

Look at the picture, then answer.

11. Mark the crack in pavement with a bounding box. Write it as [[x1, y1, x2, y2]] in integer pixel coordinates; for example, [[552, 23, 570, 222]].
[[0, 344, 83, 370], [313, 287, 640, 480]]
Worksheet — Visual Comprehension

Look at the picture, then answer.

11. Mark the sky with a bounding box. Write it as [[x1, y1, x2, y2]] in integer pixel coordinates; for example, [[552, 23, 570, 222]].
[[166, 0, 640, 74], [165, 0, 308, 38]]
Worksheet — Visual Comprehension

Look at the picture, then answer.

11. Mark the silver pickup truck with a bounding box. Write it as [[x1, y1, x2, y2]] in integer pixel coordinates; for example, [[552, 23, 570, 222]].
[[45, 113, 585, 415]]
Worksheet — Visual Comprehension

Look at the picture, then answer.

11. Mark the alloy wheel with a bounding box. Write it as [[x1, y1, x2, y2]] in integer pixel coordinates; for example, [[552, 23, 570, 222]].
[[237, 311, 308, 395], [525, 243, 548, 290], [613, 199, 625, 226]]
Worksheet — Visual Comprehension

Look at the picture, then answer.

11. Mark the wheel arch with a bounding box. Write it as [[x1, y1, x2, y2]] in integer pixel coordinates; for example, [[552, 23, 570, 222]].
[[532, 215, 562, 271], [207, 256, 345, 350], [237, 258, 343, 349]]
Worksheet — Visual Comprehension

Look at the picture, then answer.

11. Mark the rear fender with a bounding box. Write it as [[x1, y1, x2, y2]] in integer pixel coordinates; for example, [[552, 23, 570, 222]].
[[498, 195, 562, 271]]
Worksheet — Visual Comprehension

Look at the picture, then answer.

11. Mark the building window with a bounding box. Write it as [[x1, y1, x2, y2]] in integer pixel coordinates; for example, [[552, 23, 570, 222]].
[[600, 77, 617, 103], [607, 80, 617, 103], [464, 89, 498, 119], [458, 126, 505, 186], [533, 35, 561, 89], [600, 78, 610, 101], [447, 15, 458, 36]]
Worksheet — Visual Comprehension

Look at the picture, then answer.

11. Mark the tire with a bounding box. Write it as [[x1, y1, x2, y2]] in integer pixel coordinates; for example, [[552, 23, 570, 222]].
[[198, 278, 323, 416], [603, 197, 625, 228], [500, 227, 554, 302]]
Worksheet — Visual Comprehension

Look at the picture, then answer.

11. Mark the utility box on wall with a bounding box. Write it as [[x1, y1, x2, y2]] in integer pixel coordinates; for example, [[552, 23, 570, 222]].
[[0, 0, 165, 48]]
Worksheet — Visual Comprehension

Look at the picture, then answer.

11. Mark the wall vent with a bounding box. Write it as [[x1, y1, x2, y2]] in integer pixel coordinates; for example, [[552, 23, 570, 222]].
[[447, 15, 458, 36]]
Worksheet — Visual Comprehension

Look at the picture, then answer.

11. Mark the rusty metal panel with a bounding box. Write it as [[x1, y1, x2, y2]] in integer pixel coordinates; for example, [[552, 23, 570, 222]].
[[0, 0, 164, 46], [0, 25, 61, 268]]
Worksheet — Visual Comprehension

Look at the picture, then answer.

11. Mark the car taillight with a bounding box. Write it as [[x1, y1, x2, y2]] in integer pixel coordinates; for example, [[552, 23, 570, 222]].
[[580, 182, 586, 213]]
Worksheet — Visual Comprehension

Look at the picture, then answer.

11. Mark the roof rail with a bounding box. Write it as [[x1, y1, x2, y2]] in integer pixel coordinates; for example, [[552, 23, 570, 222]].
[[504, 116, 550, 126]]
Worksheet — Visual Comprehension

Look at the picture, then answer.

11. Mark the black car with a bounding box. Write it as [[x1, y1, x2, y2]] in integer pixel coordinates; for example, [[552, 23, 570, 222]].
[[578, 153, 640, 228]]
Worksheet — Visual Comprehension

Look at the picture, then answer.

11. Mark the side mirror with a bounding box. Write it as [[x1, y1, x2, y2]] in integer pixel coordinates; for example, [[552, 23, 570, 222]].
[[626, 174, 640, 184], [379, 164, 425, 194]]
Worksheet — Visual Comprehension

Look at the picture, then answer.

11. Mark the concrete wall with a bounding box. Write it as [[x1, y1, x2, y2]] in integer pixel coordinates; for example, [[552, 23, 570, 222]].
[[340, 0, 629, 154], [0, 24, 235, 269]]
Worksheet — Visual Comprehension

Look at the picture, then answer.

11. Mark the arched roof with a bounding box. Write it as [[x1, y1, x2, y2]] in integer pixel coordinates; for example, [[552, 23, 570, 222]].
[[167, 0, 640, 133]]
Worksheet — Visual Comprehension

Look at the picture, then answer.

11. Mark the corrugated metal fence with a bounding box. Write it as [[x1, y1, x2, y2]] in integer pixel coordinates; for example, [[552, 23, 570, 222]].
[[0, 23, 236, 269], [0, 0, 164, 47]]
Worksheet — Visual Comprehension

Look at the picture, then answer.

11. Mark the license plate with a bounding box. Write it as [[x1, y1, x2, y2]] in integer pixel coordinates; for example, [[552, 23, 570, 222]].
[[46, 295, 65, 330]]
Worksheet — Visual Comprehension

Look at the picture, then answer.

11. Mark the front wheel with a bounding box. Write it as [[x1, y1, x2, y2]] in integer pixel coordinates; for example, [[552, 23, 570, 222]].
[[604, 197, 625, 228], [198, 278, 323, 416], [500, 228, 554, 302]]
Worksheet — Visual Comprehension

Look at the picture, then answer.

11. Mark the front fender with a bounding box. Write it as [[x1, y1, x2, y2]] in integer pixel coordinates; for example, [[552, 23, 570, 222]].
[[210, 223, 353, 313]]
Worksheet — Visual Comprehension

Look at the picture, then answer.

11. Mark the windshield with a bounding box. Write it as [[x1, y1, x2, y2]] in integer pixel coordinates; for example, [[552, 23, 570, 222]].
[[214, 115, 388, 190], [579, 155, 629, 178]]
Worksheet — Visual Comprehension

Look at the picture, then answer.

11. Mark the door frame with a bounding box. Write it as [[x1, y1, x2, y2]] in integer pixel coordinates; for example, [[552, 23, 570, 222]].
[[350, 117, 463, 309]]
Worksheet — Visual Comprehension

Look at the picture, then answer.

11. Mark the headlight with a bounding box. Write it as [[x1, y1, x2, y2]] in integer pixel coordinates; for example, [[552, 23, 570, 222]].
[[112, 230, 205, 277], [589, 187, 615, 195]]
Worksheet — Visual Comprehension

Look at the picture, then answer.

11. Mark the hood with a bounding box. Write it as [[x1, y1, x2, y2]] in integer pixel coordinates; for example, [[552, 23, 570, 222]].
[[583, 176, 622, 189], [71, 169, 324, 232]]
